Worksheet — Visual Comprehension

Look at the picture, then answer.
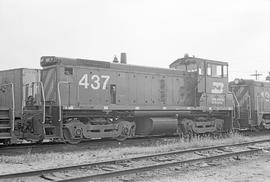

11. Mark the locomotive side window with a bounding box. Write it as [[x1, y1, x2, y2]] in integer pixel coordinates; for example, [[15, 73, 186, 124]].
[[207, 66, 212, 76], [175, 65, 186, 71], [223, 65, 228, 77], [110, 84, 116, 104], [198, 64, 204, 75], [187, 63, 197, 72], [64, 67, 73, 75], [207, 64, 222, 77], [214, 65, 222, 77]]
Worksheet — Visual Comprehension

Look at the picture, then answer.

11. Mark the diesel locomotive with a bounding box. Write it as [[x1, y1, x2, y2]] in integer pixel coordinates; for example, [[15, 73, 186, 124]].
[[229, 79, 270, 129], [0, 54, 236, 144]]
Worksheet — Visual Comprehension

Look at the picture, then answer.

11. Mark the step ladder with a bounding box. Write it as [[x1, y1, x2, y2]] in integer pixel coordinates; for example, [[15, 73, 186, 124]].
[[239, 110, 250, 128], [0, 83, 15, 143], [0, 108, 12, 140], [43, 111, 59, 139]]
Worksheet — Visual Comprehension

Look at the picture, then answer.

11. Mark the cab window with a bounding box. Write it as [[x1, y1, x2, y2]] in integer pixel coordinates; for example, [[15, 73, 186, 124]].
[[64, 67, 73, 75], [187, 63, 197, 72], [207, 64, 222, 77], [175, 65, 186, 71], [214, 65, 222, 77], [223, 65, 228, 77], [207, 66, 211, 76], [198, 64, 204, 75]]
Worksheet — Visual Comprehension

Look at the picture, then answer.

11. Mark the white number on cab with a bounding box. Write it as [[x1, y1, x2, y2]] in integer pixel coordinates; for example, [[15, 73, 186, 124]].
[[79, 74, 110, 90], [78, 74, 89, 89]]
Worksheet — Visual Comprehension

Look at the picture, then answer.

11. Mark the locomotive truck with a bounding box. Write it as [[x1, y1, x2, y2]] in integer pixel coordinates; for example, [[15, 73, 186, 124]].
[[0, 55, 234, 144]]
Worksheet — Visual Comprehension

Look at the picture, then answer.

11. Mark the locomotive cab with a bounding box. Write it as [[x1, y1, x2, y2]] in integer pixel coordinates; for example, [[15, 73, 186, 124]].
[[170, 55, 232, 109]]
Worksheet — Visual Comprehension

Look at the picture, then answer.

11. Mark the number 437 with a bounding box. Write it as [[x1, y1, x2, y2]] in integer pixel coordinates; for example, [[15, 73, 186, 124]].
[[79, 74, 110, 90]]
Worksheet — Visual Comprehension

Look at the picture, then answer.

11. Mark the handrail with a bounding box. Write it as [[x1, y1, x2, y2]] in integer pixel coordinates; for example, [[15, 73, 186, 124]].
[[256, 95, 259, 114], [248, 95, 252, 120], [57, 81, 71, 122], [232, 103, 235, 118], [229, 91, 240, 108], [229, 91, 240, 119], [0, 83, 15, 131], [11, 83, 15, 131], [40, 82, 46, 124]]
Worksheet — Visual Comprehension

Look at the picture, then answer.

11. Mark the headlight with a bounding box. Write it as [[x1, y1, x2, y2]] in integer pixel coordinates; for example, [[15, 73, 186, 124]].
[[234, 79, 240, 84]]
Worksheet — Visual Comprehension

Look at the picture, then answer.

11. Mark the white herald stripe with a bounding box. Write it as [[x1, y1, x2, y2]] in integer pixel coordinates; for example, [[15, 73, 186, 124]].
[[44, 69, 54, 90], [46, 81, 54, 100]]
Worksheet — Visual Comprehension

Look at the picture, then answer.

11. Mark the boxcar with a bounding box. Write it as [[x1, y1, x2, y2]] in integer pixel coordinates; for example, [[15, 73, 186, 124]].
[[0, 68, 40, 143]]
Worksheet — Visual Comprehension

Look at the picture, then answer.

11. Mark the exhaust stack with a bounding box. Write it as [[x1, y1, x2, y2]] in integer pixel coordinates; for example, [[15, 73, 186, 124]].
[[120, 52, 127, 64]]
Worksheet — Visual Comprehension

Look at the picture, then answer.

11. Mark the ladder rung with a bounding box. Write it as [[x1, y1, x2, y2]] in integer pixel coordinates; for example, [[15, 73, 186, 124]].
[[0, 126, 11, 129], [43, 124, 56, 128], [0, 133, 11, 138], [0, 108, 10, 111]]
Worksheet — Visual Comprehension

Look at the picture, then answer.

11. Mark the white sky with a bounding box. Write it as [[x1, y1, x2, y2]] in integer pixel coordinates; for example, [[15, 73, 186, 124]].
[[0, 0, 270, 81]]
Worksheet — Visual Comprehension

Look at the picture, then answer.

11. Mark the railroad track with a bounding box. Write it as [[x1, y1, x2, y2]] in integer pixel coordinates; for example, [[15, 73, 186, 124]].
[[0, 139, 270, 182]]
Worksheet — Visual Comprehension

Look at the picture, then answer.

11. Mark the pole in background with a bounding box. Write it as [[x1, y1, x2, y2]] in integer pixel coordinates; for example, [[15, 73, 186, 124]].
[[250, 70, 262, 80]]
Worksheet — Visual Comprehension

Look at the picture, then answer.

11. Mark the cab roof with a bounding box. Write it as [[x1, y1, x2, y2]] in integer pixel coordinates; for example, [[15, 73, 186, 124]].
[[230, 79, 270, 87], [169, 55, 228, 68]]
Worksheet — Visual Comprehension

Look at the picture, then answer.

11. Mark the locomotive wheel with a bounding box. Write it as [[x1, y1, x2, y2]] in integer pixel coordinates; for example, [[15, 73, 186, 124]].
[[116, 135, 127, 142], [116, 126, 129, 141], [116, 122, 136, 142], [35, 139, 43, 144], [63, 128, 82, 144], [2, 139, 10, 145]]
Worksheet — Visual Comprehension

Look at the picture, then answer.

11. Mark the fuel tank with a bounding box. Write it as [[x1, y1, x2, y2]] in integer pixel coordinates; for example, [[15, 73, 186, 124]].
[[135, 117, 178, 135]]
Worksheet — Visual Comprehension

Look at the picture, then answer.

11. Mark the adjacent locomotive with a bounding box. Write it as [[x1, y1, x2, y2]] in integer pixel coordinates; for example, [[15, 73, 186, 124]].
[[230, 79, 270, 129], [0, 55, 234, 144]]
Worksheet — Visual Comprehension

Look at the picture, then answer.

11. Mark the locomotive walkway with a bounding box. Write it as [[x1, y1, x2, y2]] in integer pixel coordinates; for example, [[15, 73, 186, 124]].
[[0, 139, 270, 181]]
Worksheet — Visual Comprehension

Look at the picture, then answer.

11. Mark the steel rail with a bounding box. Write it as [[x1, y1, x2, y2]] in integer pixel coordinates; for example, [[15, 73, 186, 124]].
[[0, 138, 269, 180], [56, 148, 262, 182]]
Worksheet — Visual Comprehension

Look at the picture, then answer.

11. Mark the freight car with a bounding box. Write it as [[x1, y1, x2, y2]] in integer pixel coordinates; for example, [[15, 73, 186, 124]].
[[230, 79, 270, 130], [0, 55, 234, 144], [0, 69, 41, 144]]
